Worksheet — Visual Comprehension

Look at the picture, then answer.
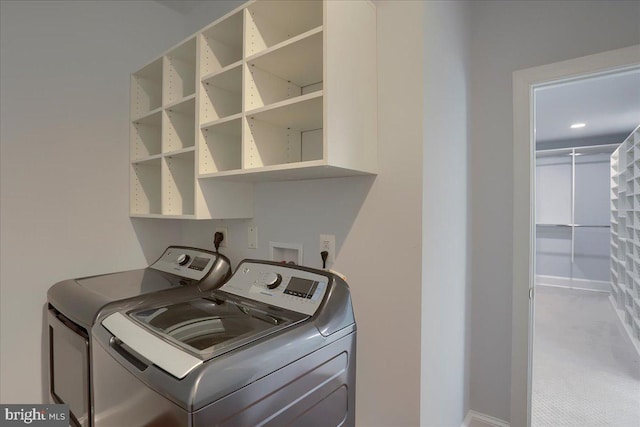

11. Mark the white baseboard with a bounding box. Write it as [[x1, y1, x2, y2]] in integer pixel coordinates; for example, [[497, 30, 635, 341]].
[[535, 274, 609, 293], [461, 410, 510, 427], [608, 295, 640, 357]]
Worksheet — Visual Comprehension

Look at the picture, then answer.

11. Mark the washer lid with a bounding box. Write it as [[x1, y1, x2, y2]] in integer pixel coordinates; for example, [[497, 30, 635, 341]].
[[77, 269, 184, 301], [126, 295, 306, 365], [102, 312, 203, 379]]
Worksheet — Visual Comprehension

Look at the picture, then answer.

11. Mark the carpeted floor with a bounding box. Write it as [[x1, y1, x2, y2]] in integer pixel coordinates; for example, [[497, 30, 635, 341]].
[[532, 285, 640, 427]]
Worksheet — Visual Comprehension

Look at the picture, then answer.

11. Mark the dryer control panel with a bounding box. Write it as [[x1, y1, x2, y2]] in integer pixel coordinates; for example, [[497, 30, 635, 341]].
[[150, 247, 217, 281], [220, 261, 329, 316]]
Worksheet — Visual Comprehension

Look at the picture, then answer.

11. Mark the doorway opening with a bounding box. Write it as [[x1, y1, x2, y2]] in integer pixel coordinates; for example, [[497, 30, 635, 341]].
[[511, 44, 640, 427], [532, 70, 640, 426]]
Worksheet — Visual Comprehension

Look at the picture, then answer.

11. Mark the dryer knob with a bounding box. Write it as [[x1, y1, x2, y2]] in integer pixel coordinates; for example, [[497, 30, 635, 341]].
[[265, 272, 282, 289], [177, 254, 191, 266]]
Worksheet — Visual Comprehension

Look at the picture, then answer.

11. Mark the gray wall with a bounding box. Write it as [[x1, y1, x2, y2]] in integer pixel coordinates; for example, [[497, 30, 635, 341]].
[[422, 1, 471, 426], [469, 0, 640, 422], [0, 0, 187, 403]]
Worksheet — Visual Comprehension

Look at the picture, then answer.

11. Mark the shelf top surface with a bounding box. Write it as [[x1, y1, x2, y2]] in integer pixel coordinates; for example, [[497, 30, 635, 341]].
[[199, 161, 376, 182]]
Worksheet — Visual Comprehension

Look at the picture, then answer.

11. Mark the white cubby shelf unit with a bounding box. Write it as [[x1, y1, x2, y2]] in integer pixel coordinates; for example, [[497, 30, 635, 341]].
[[610, 124, 640, 352], [130, 30, 252, 218], [130, 0, 377, 218]]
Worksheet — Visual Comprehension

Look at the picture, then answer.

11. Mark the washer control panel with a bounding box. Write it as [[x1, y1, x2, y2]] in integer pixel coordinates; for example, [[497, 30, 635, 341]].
[[220, 261, 329, 316], [150, 247, 216, 281]]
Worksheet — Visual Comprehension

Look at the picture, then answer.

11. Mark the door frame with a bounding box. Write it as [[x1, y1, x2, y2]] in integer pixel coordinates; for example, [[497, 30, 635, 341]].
[[511, 44, 640, 427]]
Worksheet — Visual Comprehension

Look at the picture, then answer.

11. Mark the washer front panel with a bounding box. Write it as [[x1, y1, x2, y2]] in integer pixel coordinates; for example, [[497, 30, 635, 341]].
[[219, 262, 329, 316]]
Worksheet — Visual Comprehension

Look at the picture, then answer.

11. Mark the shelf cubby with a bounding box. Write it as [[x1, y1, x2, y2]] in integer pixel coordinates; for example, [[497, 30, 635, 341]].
[[131, 110, 162, 160], [200, 11, 243, 76], [245, 28, 323, 111], [164, 38, 196, 105], [131, 58, 163, 119], [131, 158, 162, 215], [201, 65, 242, 123], [200, 118, 242, 174], [164, 97, 195, 153], [244, 93, 323, 168], [163, 151, 195, 216], [245, 0, 323, 57]]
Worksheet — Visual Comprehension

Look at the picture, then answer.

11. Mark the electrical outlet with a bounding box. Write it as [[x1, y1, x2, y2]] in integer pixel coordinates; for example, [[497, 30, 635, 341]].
[[248, 226, 258, 249], [319, 234, 335, 265], [215, 227, 228, 247]]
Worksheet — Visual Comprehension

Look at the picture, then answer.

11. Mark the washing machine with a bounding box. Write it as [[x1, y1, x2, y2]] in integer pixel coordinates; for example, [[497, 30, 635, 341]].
[[47, 246, 232, 427], [91, 259, 357, 427]]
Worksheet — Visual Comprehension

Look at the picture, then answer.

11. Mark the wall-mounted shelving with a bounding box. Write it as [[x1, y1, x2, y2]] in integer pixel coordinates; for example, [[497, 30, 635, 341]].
[[245, 28, 323, 111], [200, 10, 243, 76], [130, 0, 377, 218], [244, 93, 323, 170], [131, 110, 162, 160], [610, 124, 640, 351], [131, 59, 163, 119], [163, 151, 195, 216], [164, 38, 196, 105], [244, 0, 323, 57], [164, 97, 196, 152], [200, 117, 242, 174], [200, 65, 242, 123], [131, 158, 162, 215]]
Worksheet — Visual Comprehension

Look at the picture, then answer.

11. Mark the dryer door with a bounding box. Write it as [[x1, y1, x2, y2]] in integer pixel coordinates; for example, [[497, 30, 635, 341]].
[[48, 308, 89, 427]]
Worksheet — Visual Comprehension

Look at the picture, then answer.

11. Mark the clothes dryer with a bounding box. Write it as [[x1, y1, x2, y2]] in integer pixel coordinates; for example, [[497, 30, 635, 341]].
[[47, 246, 231, 427]]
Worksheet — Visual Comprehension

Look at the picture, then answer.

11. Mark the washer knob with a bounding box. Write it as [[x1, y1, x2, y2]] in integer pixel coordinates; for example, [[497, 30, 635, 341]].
[[265, 272, 282, 289], [177, 254, 190, 266]]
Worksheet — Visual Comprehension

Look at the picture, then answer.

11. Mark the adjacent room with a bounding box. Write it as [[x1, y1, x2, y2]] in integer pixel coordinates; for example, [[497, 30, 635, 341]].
[[533, 70, 640, 426]]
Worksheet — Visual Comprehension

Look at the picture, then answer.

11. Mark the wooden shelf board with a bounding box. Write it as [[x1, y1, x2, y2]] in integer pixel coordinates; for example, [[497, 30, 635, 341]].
[[163, 147, 195, 157], [164, 94, 196, 111], [246, 91, 322, 131], [132, 154, 163, 164], [201, 61, 243, 83], [130, 213, 197, 219], [200, 113, 243, 130], [132, 106, 163, 122], [199, 161, 376, 182]]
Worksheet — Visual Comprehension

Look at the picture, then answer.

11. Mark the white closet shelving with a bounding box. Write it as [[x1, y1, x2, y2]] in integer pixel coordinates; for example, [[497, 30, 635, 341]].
[[130, 0, 377, 218], [536, 144, 617, 262], [610, 125, 640, 349]]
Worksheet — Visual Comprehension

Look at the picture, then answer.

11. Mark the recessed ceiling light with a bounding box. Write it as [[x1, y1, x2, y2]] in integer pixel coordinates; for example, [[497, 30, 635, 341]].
[[570, 123, 586, 129]]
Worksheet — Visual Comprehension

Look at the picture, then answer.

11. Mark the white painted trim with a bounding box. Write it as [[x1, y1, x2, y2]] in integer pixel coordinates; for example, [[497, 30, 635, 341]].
[[512, 44, 640, 427], [535, 275, 609, 293], [608, 295, 640, 357], [461, 410, 510, 427]]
